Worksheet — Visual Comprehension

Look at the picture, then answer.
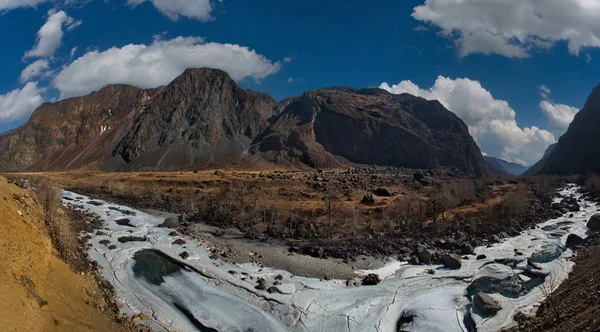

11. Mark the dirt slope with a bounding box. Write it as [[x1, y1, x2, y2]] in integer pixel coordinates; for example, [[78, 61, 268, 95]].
[[0, 177, 132, 332]]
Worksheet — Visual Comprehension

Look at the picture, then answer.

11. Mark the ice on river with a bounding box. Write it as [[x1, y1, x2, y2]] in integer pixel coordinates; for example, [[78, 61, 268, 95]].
[[62, 184, 597, 332]]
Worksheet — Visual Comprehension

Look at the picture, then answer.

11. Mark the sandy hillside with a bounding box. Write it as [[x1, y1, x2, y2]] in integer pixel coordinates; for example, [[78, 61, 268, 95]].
[[0, 176, 132, 332]]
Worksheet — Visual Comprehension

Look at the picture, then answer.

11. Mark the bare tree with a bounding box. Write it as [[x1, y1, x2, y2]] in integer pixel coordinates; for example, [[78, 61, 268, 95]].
[[540, 273, 561, 321]]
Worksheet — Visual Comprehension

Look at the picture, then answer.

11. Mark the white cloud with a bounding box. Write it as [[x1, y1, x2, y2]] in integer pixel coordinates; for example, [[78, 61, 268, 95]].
[[413, 0, 600, 58], [538, 85, 551, 99], [127, 0, 215, 22], [539, 100, 579, 135], [20, 59, 50, 83], [284, 56, 293, 63], [287, 78, 294, 83], [0, 0, 49, 11], [0, 82, 44, 124], [69, 46, 77, 58], [537, 84, 579, 136], [24, 10, 81, 59], [54, 36, 282, 99], [380, 76, 556, 166]]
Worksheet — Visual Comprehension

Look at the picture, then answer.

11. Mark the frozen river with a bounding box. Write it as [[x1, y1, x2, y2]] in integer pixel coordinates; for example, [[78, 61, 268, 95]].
[[63, 184, 596, 332]]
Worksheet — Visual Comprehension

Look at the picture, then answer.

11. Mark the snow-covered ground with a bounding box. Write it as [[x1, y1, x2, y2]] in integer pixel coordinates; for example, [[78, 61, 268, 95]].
[[62, 184, 597, 332]]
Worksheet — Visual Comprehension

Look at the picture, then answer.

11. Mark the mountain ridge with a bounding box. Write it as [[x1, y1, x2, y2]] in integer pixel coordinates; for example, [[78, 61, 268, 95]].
[[0, 68, 487, 175]]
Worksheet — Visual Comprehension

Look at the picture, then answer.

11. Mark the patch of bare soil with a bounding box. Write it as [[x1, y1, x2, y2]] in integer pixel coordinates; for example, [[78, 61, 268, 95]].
[[509, 234, 600, 332]]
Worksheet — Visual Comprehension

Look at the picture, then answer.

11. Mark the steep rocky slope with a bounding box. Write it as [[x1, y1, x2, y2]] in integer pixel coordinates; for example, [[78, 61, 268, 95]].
[[0, 84, 153, 172], [252, 87, 486, 175], [0, 177, 134, 332], [539, 84, 600, 174]]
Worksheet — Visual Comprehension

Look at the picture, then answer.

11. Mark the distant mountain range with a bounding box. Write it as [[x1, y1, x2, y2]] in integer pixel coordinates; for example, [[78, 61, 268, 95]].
[[0, 68, 488, 175], [484, 156, 528, 176]]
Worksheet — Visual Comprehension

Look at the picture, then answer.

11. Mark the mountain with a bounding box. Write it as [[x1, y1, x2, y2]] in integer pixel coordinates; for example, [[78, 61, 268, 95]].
[[251, 87, 486, 175], [523, 143, 556, 176], [0, 68, 486, 175], [483, 156, 528, 176], [111, 68, 279, 171], [538, 84, 600, 174]]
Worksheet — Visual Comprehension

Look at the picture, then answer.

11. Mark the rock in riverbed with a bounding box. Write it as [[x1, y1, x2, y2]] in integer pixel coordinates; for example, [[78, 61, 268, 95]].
[[473, 292, 502, 315], [587, 214, 600, 231], [443, 254, 462, 269]]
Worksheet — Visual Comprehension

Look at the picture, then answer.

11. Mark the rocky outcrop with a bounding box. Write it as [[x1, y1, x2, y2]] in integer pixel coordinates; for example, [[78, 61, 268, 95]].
[[251, 88, 486, 175]]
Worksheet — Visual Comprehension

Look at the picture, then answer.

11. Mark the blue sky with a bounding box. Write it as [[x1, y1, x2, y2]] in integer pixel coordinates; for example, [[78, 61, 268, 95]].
[[1, 0, 599, 165]]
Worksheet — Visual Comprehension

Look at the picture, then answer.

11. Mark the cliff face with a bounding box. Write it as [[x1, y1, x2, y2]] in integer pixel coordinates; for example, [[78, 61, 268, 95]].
[[252, 87, 486, 175], [539, 84, 599, 175], [111, 68, 279, 171], [0, 69, 487, 175]]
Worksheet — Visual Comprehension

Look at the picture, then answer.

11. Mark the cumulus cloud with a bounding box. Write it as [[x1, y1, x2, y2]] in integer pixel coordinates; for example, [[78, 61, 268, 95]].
[[0, 82, 44, 124], [380, 76, 555, 165], [24, 10, 81, 59], [0, 0, 49, 11], [127, 0, 215, 22], [412, 0, 600, 58], [20, 59, 50, 83], [54, 36, 282, 99], [539, 101, 579, 134]]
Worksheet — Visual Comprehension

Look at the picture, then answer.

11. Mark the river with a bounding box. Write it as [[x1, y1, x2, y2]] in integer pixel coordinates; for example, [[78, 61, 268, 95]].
[[62, 184, 596, 332]]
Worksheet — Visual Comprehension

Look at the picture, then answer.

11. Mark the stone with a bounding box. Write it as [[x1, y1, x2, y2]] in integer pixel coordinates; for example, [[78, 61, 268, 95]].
[[172, 238, 186, 245], [373, 188, 394, 197], [473, 292, 502, 315], [566, 234, 585, 248], [587, 214, 600, 231], [159, 217, 180, 228], [443, 254, 462, 269], [362, 194, 378, 205], [362, 274, 381, 286], [346, 278, 362, 287], [462, 244, 475, 255], [416, 246, 433, 264], [476, 254, 487, 260], [179, 251, 190, 260]]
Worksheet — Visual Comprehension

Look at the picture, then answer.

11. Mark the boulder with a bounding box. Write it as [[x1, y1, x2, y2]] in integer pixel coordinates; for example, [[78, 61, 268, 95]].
[[374, 188, 394, 197], [473, 292, 502, 315], [462, 244, 475, 255], [476, 254, 487, 260], [362, 274, 381, 286], [362, 194, 378, 205], [159, 217, 180, 228], [416, 246, 433, 264], [179, 251, 190, 260], [443, 254, 462, 269], [566, 234, 585, 248], [587, 214, 600, 231]]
